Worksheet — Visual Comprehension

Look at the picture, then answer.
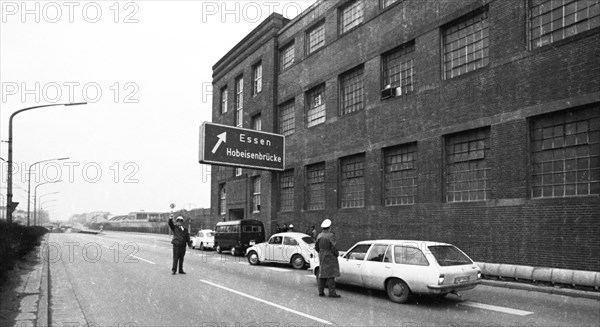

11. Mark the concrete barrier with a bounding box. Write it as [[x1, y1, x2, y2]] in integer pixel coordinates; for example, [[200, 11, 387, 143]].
[[476, 262, 599, 290]]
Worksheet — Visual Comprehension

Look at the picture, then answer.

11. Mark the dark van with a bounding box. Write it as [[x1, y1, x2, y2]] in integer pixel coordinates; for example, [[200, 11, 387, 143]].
[[214, 219, 265, 256]]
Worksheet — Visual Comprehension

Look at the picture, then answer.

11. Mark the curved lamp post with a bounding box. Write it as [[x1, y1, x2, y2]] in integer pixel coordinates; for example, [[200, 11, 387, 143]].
[[27, 157, 69, 226], [6, 102, 86, 223], [33, 181, 61, 226]]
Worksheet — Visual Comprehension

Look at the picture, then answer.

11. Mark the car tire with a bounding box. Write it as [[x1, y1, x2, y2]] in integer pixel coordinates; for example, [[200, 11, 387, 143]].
[[291, 254, 305, 270], [231, 247, 237, 256], [386, 278, 411, 304], [216, 245, 222, 254], [247, 251, 260, 265]]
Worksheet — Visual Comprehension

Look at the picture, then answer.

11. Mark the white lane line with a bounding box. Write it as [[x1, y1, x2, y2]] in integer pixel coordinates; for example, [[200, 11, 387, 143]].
[[199, 279, 333, 325], [101, 245, 156, 265], [460, 301, 533, 316], [265, 267, 289, 272]]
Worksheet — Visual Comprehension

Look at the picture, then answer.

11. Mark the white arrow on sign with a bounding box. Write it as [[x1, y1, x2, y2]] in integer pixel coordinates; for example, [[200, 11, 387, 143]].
[[211, 132, 227, 154]]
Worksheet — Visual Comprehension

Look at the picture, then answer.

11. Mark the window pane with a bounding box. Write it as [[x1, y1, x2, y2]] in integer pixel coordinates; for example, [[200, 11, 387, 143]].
[[443, 9, 489, 79]]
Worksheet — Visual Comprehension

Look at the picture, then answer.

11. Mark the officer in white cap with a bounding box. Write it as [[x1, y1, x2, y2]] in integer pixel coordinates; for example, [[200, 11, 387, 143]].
[[168, 214, 192, 274], [314, 219, 341, 298]]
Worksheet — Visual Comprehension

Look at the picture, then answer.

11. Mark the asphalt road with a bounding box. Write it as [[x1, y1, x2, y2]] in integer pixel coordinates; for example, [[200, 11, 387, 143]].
[[47, 231, 600, 327]]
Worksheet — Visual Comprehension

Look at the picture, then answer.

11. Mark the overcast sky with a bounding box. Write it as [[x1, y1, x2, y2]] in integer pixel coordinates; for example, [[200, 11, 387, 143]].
[[0, 0, 316, 221]]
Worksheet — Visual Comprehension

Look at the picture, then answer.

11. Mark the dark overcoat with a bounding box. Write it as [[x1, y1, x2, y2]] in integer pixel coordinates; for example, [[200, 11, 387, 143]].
[[315, 230, 340, 278]]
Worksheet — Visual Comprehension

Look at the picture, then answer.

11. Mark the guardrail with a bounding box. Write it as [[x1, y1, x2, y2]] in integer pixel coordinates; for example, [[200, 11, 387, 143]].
[[476, 262, 600, 290]]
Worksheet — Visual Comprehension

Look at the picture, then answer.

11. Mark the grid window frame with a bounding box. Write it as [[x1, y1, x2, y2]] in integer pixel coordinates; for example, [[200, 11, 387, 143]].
[[307, 84, 326, 127], [306, 21, 325, 55], [280, 41, 295, 71], [530, 106, 600, 198], [278, 100, 295, 136], [445, 128, 491, 203], [252, 176, 261, 213], [384, 143, 417, 206], [340, 66, 365, 116], [306, 162, 326, 211], [252, 62, 262, 96], [381, 41, 415, 96], [219, 184, 226, 215], [340, 154, 366, 209], [340, 0, 365, 34], [235, 75, 244, 127], [280, 169, 295, 212], [252, 113, 262, 131], [529, 0, 600, 49], [442, 7, 490, 80], [220, 86, 228, 114]]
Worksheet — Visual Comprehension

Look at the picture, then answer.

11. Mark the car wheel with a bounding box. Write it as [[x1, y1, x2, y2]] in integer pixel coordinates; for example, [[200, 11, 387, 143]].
[[386, 278, 411, 304], [247, 251, 260, 265], [291, 254, 306, 270], [231, 247, 237, 256], [216, 245, 222, 254]]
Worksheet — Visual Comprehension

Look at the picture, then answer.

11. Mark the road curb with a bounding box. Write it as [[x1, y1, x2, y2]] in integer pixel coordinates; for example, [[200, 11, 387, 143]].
[[481, 279, 600, 300], [38, 234, 50, 327]]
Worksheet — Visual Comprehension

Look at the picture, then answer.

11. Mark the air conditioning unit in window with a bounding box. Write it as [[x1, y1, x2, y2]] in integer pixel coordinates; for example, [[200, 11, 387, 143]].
[[381, 85, 396, 99]]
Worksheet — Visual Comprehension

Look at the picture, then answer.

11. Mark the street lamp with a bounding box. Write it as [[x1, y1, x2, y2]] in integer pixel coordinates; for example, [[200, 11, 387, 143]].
[[6, 102, 86, 223], [27, 157, 69, 226], [33, 181, 62, 226]]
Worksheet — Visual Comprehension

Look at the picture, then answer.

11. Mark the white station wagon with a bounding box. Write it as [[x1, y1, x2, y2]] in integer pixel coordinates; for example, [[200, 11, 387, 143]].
[[310, 240, 481, 303]]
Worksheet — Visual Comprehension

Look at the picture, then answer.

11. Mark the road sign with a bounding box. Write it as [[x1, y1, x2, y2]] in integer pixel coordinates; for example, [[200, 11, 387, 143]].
[[199, 122, 285, 171]]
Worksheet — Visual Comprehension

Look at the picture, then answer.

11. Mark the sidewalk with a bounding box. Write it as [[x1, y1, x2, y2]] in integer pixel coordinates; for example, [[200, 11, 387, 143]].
[[0, 234, 48, 327]]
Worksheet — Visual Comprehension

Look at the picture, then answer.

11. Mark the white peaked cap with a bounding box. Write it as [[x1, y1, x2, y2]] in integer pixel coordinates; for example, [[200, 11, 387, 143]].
[[321, 219, 332, 228]]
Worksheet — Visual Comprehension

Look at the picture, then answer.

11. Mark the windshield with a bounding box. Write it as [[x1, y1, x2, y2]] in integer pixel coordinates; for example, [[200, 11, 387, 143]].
[[428, 245, 473, 266], [302, 236, 315, 244], [207, 232, 215, 237]]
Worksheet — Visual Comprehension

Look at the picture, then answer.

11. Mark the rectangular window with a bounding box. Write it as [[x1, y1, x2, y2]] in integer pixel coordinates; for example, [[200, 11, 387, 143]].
[[280, 170, 294, 212], [306, 21, 325, 54], [252, 113, 262, 131], [382, 41, 415, 96], [384, 143, 417, 205], [340, 66, 364, 116], [306, 163, 326, 210], [235, 168, 242, 177], [530, 0, 600, 49], [340, 0, 364, 34], [252, 62, 262, 96], [531, 106, 600, 198], [340, 154, 365, 208], [235, 75, 244, 127], [279, 100, 295, 136], [219, 184, 226, 215], [252, 176, 261, 213], [381, 0, 399, 9], [220, 86, 228, 114], [307, 84, 326, 127], [443, 8, 490, 79], [280, 42, 295, 71], [445, 128, 491, 202]]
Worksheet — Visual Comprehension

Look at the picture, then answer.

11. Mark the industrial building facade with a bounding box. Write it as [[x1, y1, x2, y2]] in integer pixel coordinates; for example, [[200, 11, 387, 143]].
[[210, 0, 600, 271]]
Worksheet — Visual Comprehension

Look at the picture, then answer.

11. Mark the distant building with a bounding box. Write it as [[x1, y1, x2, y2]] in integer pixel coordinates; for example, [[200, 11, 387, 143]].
[[210, 0, 600, 271]]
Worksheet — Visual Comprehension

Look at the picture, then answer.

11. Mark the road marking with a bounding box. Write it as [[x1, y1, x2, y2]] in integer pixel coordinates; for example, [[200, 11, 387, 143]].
[[265, 267, 289, 272], [130, 255, 156, 265], [460, 301, 533, 316], [199, 280, 333, 325]]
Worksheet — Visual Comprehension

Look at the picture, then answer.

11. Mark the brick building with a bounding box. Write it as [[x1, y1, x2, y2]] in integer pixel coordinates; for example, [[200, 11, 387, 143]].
[[210, 0, 599, 271]]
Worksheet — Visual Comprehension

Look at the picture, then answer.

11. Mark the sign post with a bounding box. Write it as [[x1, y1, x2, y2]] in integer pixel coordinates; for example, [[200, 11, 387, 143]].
[[199, 122, 285, 171]]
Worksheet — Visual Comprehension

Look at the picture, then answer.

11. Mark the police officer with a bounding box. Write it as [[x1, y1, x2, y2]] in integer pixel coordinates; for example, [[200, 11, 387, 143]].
[[168, 215, 192, 274], [315, 219, 341, 298]]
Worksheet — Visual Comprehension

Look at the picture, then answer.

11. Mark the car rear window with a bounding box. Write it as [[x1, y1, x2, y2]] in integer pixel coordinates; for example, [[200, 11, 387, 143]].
[[428, 245, 473, 266], [302, 236, 315, 244]]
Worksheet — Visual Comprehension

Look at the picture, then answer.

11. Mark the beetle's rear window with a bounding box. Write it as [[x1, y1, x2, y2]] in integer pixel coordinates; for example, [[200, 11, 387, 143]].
[[428, 245, 473, 266]]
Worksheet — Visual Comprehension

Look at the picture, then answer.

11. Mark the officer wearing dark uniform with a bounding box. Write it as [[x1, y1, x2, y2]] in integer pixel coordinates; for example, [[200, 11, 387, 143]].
[[315, 219, 341, 298], [168, 215, 192, 274]]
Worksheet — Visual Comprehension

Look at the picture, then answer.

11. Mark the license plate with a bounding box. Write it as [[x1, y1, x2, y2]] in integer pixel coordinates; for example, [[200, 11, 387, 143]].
[[250, 240, 255, 246], [454, 276, 469, 284]]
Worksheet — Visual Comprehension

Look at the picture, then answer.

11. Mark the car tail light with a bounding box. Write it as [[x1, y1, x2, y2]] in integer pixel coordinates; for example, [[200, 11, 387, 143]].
[[438, 274, 445, 285]]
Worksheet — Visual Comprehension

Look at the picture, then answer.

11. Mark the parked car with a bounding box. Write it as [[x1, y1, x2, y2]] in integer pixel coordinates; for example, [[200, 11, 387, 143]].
[[246, 232, 317, 269], [191, 229, 215, 250], [214, 219, 265, 256], [310, 240, 481, 303]]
